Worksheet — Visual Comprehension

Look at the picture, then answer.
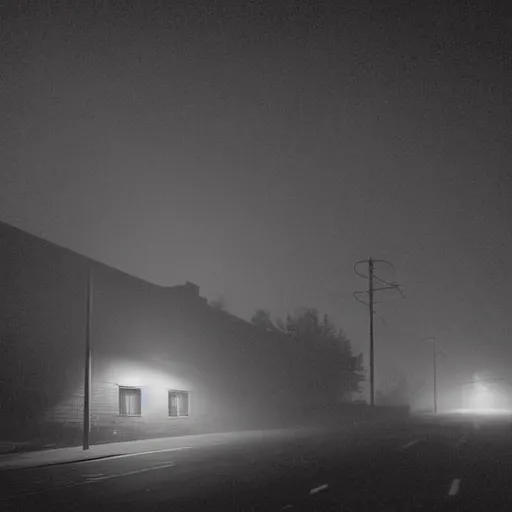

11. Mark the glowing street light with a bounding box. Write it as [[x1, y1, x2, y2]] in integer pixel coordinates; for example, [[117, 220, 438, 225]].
[[455, 374, 512, 415]]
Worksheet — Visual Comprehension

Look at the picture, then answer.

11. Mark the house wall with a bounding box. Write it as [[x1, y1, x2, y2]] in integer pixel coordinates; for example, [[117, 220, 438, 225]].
[[0, 222, 208, 438], [0, 221, 359, 442], [0, 223, 88, 437], [45, 355, 203, 438], [0, 222, 284, 438]]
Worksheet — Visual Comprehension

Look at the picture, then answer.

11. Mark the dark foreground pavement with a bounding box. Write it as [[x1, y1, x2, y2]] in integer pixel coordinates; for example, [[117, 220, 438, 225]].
[[1, 414, 511, 511]]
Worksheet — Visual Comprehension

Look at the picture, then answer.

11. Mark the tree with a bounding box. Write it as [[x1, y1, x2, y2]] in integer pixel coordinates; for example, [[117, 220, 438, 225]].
[[250, 307, 364, 399], [274, 317, 287, 334], [286, 308, 364, 400], [250, 309, 277, 332]]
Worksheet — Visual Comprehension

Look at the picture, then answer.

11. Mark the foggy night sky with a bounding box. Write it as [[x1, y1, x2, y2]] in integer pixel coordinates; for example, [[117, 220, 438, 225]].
[[1, 1, 512, 400]]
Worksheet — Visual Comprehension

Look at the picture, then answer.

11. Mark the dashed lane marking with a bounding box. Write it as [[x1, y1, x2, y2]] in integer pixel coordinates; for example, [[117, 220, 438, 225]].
[[84, 472, 105, 480], [448, 478, 461, 496], [401, 439, 421, 451], [81, 462, 176, 482], [1, 462, 176, 500], [309, 484, 329, 495]]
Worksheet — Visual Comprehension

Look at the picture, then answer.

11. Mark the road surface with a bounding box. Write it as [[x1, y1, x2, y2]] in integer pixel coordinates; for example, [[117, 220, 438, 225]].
[[1, 414, 511, 511]]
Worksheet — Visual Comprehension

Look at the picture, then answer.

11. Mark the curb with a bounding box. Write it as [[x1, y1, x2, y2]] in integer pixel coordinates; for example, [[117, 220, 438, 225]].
[[0, 421, 398, 472]]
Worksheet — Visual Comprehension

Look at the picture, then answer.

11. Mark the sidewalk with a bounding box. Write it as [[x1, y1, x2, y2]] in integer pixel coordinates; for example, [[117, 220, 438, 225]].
[[0, 415, 405, 472], [0, 427, 314, 471]]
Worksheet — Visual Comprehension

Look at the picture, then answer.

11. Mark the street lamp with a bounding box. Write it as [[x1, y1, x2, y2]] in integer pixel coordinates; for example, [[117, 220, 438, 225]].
[[420, 337, 438, 414], [83, 268, 93, 450]]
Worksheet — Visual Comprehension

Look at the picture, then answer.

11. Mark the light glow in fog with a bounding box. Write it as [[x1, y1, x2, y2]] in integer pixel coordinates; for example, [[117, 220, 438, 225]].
[[451, 374, 512, 415], [451, 408, 512, 416], [470, 381, 495, 410]]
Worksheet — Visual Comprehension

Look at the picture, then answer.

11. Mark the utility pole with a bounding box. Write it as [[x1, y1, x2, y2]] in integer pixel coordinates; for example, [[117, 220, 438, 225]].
[[368, 258, 375, 406], [353, 258, 405, 407], [83, 268, 92, 450]]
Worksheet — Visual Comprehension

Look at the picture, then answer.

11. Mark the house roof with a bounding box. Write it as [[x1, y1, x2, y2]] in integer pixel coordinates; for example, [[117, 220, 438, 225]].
[[0, 219, 206, 303]]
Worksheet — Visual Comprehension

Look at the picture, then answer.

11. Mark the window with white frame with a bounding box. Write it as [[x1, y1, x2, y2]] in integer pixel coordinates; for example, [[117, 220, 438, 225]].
[[119, 387, 142, 416], [168, 390, 189, 417]]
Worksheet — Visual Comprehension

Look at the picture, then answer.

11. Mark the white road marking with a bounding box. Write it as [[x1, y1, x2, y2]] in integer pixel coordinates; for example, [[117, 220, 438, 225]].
[[309, 484, 329, 495], [401, 439, 421, 451], [82, 462, 176, 482], [1, 462, 176, 500], [280, 505, 293, 510], [84, 472, 105, 480], [78, 446, 191, 464], [448, 478, 461, 496]]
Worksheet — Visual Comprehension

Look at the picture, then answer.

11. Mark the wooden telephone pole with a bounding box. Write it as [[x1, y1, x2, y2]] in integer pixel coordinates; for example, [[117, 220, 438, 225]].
[[368, 258, 375, 406], [353, 258, 405, 406]]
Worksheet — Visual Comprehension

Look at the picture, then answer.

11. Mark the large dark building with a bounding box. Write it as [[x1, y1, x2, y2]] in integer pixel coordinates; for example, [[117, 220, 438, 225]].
[[0, 221, 357, 443]]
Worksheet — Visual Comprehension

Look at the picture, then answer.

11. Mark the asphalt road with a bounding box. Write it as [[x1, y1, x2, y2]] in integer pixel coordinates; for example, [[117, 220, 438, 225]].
[[1, 414, 512, 511]]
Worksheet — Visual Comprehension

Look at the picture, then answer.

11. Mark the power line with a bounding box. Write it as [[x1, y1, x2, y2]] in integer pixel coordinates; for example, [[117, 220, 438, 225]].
[[352, 292, 386, 324]]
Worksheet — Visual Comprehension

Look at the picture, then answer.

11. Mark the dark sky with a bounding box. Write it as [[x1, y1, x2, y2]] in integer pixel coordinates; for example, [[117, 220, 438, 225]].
[[2, 0, 512, 406]]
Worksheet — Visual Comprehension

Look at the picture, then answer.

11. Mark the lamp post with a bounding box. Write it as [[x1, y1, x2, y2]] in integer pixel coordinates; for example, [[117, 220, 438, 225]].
[[420, 337, 438, 414], [83, 268, 92, 450]]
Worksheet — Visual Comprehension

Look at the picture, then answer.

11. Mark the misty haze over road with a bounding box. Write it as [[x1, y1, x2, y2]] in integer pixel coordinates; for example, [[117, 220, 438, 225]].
[[2, 413, 512, 511]]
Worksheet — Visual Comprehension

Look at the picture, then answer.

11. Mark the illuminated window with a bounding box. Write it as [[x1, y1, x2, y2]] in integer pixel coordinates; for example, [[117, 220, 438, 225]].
[[119, 387, 142, 416], [169, 390, 189, 417]]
